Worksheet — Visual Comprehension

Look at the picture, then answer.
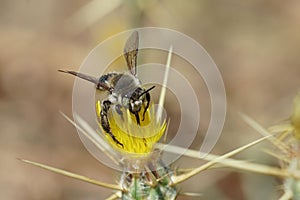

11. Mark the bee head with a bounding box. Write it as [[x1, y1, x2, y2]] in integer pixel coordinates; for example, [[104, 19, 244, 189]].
[[129, 99, 143, 113], [129, 86, 155, 113], [129, 88, 143, 113]]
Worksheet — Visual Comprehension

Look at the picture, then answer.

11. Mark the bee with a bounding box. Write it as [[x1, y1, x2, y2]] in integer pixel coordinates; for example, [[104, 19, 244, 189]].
[[59, 31, 155, 148]]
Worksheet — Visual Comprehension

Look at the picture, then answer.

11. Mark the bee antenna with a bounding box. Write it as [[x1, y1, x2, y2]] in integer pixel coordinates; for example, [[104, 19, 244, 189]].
[[139, 85, 155, 98]]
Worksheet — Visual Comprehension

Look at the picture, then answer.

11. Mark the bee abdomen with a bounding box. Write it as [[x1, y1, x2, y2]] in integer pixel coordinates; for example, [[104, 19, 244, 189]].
[[97, 72, 119, 90]]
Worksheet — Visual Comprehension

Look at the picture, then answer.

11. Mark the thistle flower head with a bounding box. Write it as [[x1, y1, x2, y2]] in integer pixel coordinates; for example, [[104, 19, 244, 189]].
[[96, 100, 167, 156]]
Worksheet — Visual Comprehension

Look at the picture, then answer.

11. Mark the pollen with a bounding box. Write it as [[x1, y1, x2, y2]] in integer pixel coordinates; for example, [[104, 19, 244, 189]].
[[96, 100, 167, 155]]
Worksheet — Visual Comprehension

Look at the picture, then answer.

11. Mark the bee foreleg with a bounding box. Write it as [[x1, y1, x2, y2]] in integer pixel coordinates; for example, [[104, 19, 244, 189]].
[[142, 92, 151, 121], [135, 112, 141, 125], [100, 100, 123, 147]]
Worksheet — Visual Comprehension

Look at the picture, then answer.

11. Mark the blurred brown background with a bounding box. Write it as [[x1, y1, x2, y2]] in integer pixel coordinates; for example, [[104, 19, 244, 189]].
[[1, 0, 300, 199]]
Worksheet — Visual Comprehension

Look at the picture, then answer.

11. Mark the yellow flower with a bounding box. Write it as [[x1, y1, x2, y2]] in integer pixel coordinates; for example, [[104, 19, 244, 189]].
[[96, 100, 167, 155]]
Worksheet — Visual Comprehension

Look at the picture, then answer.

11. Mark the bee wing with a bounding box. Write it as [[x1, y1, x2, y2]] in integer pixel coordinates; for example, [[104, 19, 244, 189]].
[[58, 70, 110, 91], [123, 31, 139, 76]]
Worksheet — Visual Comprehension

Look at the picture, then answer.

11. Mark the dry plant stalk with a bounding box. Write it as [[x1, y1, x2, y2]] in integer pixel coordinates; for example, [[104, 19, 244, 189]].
[[267, 93, 300, 200]]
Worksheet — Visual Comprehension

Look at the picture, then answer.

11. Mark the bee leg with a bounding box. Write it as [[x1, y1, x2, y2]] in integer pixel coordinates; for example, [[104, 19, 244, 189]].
[[142, 92, 151, 121], [101, 100, 123, 147], [135, 112, 141, 125]]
